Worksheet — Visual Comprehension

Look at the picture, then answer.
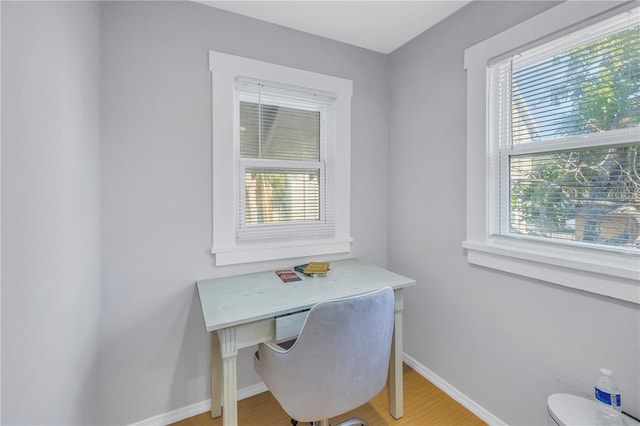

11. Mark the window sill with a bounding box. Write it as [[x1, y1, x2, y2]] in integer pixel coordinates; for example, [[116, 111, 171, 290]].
[[212, 237, 353, 266], [462, 238, 640, 304]]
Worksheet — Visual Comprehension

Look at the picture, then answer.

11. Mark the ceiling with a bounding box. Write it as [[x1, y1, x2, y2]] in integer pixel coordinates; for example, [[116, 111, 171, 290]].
[[197, 1, 472, 54]]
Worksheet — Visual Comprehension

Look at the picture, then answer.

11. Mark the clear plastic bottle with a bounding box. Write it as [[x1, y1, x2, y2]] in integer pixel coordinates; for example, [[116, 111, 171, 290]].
[[595, 368, 623, 426]]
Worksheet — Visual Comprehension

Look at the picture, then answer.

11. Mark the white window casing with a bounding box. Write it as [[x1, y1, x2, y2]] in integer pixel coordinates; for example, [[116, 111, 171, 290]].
[[209, 51, 353, 266], [464, 1, 640, 304]]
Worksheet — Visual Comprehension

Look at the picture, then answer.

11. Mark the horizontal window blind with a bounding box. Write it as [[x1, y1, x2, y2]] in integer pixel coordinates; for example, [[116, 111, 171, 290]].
[[239, 101, 320, 161], [236, 80, 335, 241], [243, 167, 320, 224], [511, 10, 639, 145], [510, 145, 640, 247], [490, 7, 640, 251]]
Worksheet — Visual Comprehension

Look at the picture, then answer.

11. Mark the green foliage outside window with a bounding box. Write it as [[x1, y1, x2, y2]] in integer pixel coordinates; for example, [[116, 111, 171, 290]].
[[510, 25, 640, 248]]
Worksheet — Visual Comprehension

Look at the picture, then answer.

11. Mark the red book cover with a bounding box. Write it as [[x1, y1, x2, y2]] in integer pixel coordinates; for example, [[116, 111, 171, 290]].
[[275, 269, 302, 283]]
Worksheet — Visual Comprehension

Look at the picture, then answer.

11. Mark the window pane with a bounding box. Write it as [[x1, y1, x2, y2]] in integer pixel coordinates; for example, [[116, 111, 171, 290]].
[[244, 167, 320, 225], [510, 144, 640, 248], [240, 101, 320, 161], [512, 25, 639, 145]]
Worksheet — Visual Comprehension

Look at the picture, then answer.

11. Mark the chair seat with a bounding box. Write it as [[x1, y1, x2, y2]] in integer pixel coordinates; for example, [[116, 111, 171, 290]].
[[253, 287, 395, 425]]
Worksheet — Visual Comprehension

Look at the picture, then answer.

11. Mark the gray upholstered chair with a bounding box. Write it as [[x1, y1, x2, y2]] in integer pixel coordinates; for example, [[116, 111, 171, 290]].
[[253, 286, 395, 426]]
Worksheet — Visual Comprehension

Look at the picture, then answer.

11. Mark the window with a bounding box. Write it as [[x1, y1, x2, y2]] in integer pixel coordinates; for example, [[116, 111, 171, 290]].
[[236, 80, 333, 241], [490, 10, 639, 251], [209, 52, 353, 266], [464, 2, 639, 304]]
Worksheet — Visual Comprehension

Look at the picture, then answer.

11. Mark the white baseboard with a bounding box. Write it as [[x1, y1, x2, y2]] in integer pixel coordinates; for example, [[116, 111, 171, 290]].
[[238, 382, 269, 401], [130, 382, 268, 425], [132, 354, 505, 426], [402, 353, 507, 426], [131, 400, 210, 426]]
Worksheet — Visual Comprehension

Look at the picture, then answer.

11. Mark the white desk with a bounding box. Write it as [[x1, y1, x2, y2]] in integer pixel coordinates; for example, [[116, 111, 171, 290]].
[[196, 258, 415, 426]]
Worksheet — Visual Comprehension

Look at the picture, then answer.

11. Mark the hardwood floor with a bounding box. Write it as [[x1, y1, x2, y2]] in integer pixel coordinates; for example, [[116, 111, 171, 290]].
[[171, 364, 486, 426]]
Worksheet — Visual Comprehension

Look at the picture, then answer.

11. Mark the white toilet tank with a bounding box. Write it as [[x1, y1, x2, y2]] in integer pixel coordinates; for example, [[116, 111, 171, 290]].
[[547, 394, 640, 426]]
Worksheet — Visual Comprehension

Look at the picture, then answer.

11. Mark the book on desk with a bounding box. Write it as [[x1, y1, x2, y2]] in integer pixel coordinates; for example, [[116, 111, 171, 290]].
[[294, 261, 330, 277]]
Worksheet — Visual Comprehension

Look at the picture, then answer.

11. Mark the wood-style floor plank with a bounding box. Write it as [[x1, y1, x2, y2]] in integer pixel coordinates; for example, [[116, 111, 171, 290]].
[[171, 364, 486, 426]]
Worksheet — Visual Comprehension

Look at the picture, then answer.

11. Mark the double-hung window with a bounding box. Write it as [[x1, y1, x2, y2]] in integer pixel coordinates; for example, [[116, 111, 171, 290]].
[[236, 80, 333, 241], [490, 9, 639, 250], [464, 2, 639, 303], [209, 51, 353, 266]]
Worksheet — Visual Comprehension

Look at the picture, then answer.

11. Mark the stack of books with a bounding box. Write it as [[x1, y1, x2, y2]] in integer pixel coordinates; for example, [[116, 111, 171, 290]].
[[294, 262, 330, 277]]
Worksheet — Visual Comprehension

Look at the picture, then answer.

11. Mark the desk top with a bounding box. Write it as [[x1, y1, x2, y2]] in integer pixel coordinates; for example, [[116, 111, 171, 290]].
[[197, 258, 415, 332]]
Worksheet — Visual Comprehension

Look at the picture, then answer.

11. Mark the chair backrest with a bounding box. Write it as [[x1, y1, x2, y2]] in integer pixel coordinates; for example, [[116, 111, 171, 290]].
[[256, 286, 395, 422]]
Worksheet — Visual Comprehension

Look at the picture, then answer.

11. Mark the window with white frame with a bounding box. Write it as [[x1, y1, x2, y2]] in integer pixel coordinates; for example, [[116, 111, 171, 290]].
[[236, 80, 334, 241], [489, 7, 639, 251], [464, 2, 640, 304], [209, 51, 353, 266]]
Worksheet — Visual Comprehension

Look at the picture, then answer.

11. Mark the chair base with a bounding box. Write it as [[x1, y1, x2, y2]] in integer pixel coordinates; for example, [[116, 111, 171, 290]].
[[292, 417, 367, 426], [335, 417, 367, 426]]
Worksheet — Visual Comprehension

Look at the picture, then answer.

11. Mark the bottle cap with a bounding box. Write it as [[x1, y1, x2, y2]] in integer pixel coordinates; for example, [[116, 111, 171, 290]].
[[600, 368, 612, 376]]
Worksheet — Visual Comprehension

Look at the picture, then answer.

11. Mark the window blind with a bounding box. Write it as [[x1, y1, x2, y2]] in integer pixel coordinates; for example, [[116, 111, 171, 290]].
[[509, 145, 640, 247], [511, 8, 639, 145], [490, 7, 640, 250], [235, 80, 335, 240]]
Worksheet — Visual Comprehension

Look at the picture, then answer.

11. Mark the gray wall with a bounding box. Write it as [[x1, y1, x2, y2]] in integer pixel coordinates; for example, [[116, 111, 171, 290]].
[[388, 2, 640, 425], [99, 2, 389, 423], [1, 2, 102, 424], [3, 1, 639, 425]]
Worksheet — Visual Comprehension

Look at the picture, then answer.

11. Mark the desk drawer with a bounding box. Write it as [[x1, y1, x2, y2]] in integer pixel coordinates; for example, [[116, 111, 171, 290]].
[[275, 310, 308, 342]]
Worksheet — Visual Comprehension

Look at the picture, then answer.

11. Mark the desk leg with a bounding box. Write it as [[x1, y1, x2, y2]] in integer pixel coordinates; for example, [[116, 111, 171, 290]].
[[210, 331, 222, 418], [219, 327, 238, 426], [389, 289, 404, 419]]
